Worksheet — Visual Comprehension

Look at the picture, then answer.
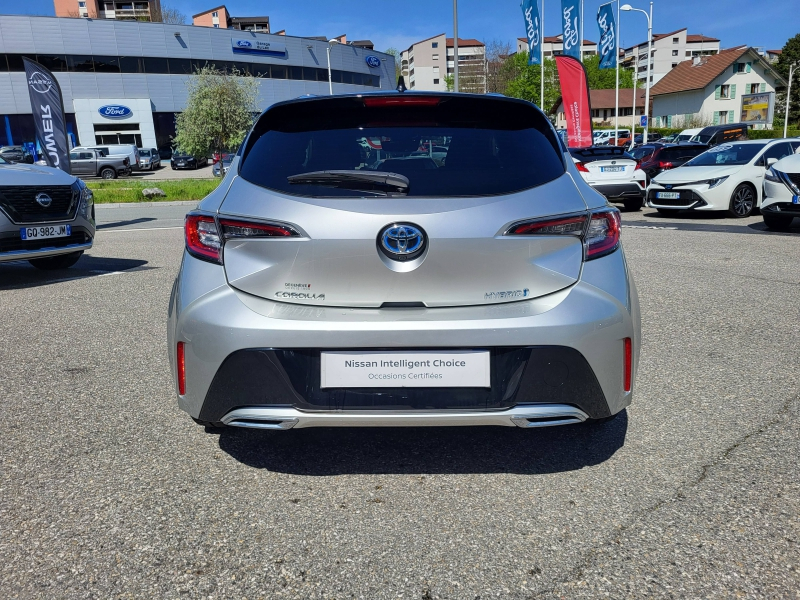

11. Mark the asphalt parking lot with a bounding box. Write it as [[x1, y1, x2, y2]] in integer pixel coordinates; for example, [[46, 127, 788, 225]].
[[1, 204, 798, 598]]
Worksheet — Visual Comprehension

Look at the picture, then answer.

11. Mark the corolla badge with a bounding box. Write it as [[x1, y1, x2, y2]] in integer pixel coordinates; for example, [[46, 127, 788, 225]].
[[98, 105, 132, 119], [365, 55, 382, 68], [27, 71, 54, 94], [35, 193, 52, 208], [236, 40, 253, 48], [378, 223, 426, 261]]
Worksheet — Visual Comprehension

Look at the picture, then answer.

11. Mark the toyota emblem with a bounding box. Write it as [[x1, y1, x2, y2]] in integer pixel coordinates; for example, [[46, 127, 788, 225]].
[[378, 223, 426, 262]]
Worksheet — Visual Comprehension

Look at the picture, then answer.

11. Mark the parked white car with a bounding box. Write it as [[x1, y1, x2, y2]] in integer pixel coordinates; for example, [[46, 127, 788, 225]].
[[570, 146, 646, 211], [762, 152, 800, 230], [647, 139, 800, 217], [594, 129, 631, 146]]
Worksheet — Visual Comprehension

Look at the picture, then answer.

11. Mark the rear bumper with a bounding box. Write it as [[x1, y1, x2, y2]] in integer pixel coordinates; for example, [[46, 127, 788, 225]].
[[761, 202, 800, 217], [168, 248, 641, 425], [593, 183, 645, 199]]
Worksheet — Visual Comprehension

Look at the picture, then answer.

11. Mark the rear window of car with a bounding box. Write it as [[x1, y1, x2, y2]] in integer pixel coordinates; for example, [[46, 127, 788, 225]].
[[630, 146, 656, 160], [568, 147, 635, 163], [240, 95, 565, 197]]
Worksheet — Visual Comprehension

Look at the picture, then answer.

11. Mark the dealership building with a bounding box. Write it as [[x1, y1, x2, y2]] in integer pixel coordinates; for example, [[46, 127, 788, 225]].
[[0, 14, 393, 152]]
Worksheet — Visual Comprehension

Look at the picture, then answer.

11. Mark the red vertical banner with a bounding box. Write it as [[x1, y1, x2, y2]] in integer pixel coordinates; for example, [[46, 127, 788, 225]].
[[554, 55, 594, 148]]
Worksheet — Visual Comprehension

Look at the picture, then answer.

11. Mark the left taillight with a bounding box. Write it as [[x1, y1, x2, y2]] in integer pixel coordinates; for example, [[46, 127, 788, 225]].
[[185, 214, 222, 263], [177, 341, 186, 395]]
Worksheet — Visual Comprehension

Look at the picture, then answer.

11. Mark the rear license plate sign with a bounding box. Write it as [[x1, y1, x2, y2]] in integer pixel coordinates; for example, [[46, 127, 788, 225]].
[[20, 224, 71, 240], [320, 351, 491, 388], [601, 166, 624, 172], [656, 191, 680, 199]]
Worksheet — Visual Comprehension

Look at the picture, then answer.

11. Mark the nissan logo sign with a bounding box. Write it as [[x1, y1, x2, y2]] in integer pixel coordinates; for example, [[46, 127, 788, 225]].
[[365, 55, 382, 68], [98, 105, 133, 119], [27, 71, 54, 94]]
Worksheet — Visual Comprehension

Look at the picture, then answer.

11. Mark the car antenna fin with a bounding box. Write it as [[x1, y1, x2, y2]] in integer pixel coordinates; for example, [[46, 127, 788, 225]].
[[396, 75, 407, 92]]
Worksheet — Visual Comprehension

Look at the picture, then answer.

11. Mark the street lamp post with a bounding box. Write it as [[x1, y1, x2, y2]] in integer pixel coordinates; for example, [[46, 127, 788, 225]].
[[326, 39, 339, 95], [785, 62, 796, 138], [621, 2, 653, 140]]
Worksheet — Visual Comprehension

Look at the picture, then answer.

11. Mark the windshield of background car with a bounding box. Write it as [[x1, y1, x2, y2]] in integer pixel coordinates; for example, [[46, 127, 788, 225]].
[[240, 95, 565, 197], [684, 143, 765, 166], [139, 150, 152, 157]]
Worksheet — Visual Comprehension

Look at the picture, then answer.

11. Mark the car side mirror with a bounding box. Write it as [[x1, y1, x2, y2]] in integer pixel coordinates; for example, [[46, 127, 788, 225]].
[[766, 157, 778, 167]]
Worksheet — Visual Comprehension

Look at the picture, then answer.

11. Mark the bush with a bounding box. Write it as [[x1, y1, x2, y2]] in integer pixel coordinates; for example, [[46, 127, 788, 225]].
[[746, 129, 800, 139]]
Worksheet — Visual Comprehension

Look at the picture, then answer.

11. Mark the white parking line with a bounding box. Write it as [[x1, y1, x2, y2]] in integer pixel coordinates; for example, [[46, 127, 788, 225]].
[[99, 226, 183, 232], [621, 225, 679, 230]]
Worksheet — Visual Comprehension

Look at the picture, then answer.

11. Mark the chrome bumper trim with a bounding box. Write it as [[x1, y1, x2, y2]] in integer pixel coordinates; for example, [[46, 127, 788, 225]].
[[220, 404, 590, 430], [0, 241, 93, 263]]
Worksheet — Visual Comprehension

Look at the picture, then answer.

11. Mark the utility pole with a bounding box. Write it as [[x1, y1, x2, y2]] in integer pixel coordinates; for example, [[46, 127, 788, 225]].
[[784, 62, 796, 138], [614, 0, 620, 144], [540, 0, 545, 108], [453, 0, 459, 92]]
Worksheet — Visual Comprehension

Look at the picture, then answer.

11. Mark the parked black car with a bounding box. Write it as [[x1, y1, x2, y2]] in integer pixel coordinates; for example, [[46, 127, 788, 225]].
[[633, 143, 710, 184], [690, 123, 751, 146], [171, 152, 209, 170], [0, 145, 33, 163]]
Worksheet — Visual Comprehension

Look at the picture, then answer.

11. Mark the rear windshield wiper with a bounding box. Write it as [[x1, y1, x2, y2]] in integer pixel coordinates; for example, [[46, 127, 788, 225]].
[[287, 170, 409, 196]]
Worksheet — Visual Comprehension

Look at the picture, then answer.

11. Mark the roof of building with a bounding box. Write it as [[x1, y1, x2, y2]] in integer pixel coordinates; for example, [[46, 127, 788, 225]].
[[767, 49, 782, 55], [650, 46, 779, 96], [651, 28, 687, 43], [192, 5, 228, 19], [686, 34, 720, 43], [350, 40, 374, 49], [446, 37, 484, 47], [551, 88, 647, 112]]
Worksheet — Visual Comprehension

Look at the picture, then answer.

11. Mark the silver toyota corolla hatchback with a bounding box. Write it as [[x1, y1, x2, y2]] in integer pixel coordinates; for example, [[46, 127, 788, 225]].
[[167, 92, 641, 430]]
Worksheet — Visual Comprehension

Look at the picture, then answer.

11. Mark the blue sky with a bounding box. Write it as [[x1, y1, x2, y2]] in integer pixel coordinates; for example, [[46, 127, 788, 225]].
[[8, 0, 797, 53]]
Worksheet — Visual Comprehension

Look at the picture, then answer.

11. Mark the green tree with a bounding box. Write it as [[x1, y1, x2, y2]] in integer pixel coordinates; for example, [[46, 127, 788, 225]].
[[775, 33, 800, 127], [173, 66, 260, 162], [582, 54, 634, 89], [383, 48, 402, 84]]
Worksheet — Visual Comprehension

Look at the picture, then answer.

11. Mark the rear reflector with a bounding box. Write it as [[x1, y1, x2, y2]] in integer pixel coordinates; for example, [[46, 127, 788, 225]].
[[363, 96, 441, 107], [177, 342, 186, 396], [185, 214, 222, 263], [623, 337, 632, 392], [507, 214, 587, 236], [584, 209, 621, 259]]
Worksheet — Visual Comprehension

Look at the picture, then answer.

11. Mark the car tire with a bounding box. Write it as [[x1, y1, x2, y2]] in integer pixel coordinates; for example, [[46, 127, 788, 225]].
[[728, 183, 756, 218], [624, 198, 642, 212], [763, 213, 795, 231], [100, 167, 116, 180], [656, 208, 677, 216], [28, 250, 83, 270]]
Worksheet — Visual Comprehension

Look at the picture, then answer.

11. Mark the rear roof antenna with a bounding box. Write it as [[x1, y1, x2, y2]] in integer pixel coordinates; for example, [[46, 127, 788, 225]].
[[396, 75, 407, 92]]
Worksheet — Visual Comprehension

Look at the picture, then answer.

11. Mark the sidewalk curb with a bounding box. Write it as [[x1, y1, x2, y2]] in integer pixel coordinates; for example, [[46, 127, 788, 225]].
[[96, 200, 200, 209]]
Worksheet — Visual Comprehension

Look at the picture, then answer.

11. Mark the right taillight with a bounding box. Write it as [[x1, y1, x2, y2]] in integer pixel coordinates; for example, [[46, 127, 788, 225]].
[[505, 208, 621, 261], [575, 162, 590, 173], [584, 209, 621, 259], [623, 337, 632, 392]]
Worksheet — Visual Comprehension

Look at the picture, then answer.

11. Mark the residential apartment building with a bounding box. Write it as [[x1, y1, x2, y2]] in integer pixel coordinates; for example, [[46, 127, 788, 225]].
[[401, 34, 486, 93], [621, 28, 719, 87], [54, 0, 161, 21], [650, 46, 787, 128], [552, 88, 646, 128], [193, 6, 270, 32], [516, 35, 598, 57]]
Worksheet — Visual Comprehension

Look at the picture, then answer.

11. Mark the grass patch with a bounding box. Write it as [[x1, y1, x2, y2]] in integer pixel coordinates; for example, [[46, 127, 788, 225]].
[[87, 179, 222, 203]]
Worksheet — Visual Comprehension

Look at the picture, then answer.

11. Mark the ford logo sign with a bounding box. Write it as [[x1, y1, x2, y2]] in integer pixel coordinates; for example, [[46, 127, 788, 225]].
[[378, 223, 426, 261], [365, 55, 382, 68], [98, 105, 132, 119], [236, 40, 253, 48]]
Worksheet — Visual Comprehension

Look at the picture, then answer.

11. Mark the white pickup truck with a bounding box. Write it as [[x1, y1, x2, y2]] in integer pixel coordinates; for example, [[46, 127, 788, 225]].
[[0, 157, 95, 269]]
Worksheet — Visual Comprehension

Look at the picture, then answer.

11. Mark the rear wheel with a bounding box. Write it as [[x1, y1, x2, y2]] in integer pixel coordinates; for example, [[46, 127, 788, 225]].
[[29, 251, 83, 270], [728, 184, 756, 218], [623, 198, 642, 212], [100, 167, 116, 180], [763, 213, 795, 231]]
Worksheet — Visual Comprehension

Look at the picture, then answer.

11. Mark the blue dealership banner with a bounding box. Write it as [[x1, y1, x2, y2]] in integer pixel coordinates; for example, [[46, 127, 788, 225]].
[[561, 0, 582, 60], [596, 2, 617, 69], [521, 0, 541, 65]]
